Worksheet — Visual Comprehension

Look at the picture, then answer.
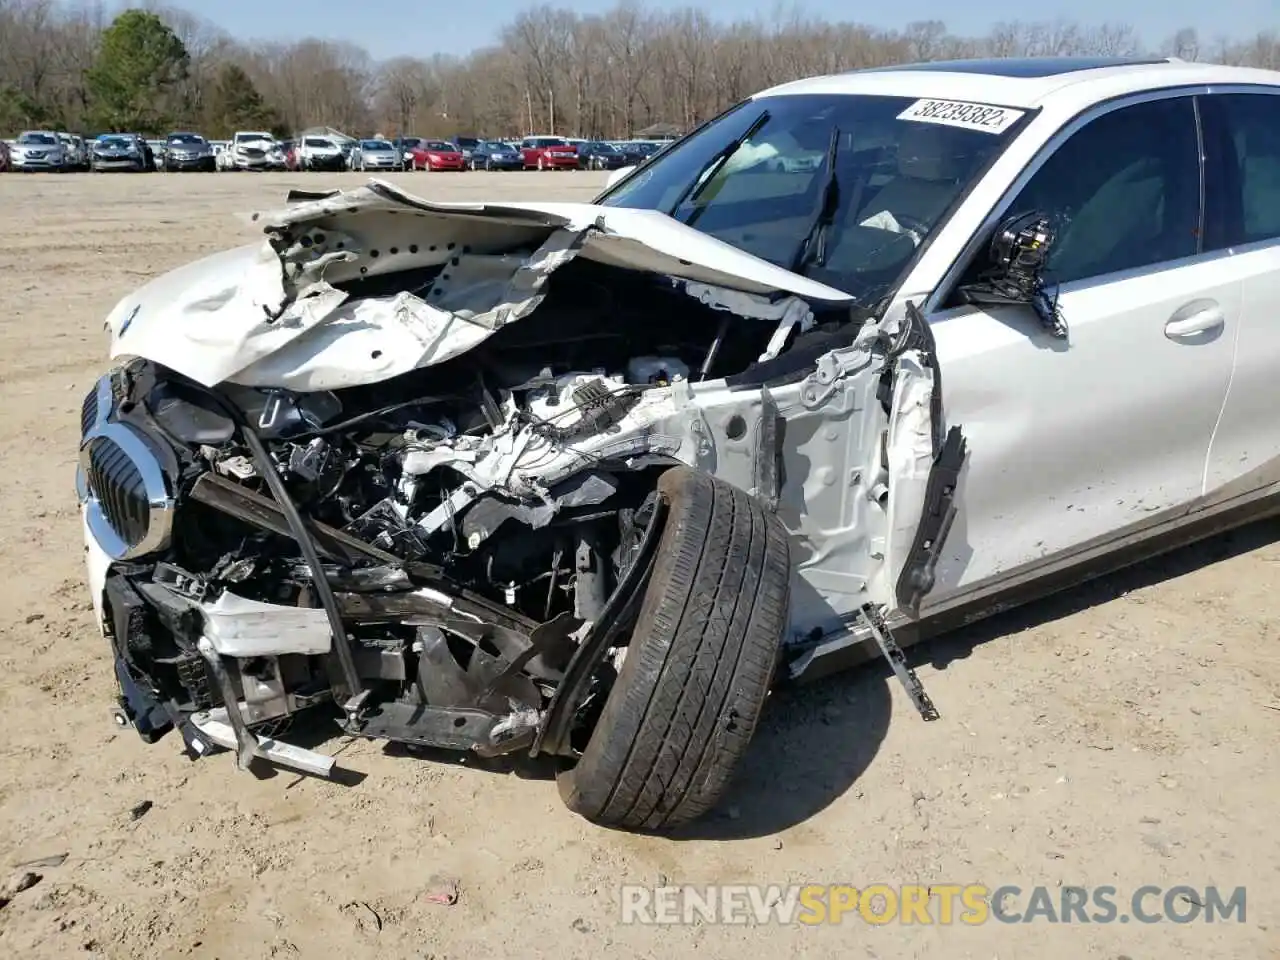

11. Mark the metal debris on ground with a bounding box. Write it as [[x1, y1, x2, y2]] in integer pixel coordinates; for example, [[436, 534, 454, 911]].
[[14, 853, 68, 870], [339, 900, 382, 934], [424, 875, 460, 905], [128, 800, 153, 821], [0, 870, 44, 908]]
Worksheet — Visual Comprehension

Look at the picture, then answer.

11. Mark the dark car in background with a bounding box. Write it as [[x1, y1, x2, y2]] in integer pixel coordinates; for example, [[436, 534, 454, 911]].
[[163, 132, 216, 171], [90, 133, 151, 172], [617, 140, 662, 165], [577, 140, 628, 170], [469, 139, 523, 170], [450, 135, 482, 163]]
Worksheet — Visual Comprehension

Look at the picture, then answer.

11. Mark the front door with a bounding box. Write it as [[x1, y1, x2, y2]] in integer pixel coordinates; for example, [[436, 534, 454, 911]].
[[918, 93, 1238, 603]]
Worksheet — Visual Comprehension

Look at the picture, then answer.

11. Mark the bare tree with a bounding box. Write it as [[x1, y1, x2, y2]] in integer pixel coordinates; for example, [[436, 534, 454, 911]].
[[2, 2, 1279, 141], [374, 56, 437, 137]]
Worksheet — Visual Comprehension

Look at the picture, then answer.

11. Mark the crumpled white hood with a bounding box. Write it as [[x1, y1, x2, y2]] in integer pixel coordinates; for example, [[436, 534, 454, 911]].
[[103, 179, 854, 391]]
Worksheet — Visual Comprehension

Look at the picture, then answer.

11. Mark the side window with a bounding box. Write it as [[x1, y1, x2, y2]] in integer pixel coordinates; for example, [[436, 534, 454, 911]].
[[1001, 97, 1201, 285], [1212, 93, 1280, 246]]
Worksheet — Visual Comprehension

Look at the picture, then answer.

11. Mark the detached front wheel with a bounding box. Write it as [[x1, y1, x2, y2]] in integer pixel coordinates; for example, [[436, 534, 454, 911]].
[[557, 467, 792, 831]]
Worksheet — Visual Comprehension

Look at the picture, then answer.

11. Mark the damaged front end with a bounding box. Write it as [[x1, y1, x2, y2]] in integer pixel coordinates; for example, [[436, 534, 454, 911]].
[[77, 180, 962, 785]]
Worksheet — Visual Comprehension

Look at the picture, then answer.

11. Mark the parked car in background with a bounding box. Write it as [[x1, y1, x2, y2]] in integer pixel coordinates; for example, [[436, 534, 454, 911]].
[[299, 135, 346, 171], [145, 140, 168, 170], [449, 135, 482, 163], [415, 139, 465, 171], [469, 139, 523, 170], [57, 132, 87, 170], [230, 131, 282, 171], [391, 136, 423, 165], [577, 140, 628, 170], [90, 133, 151, 172], [616, 140, 662, 165], [351, 138, 403, 171], [163, 132, 216, 172], [520, 135, 579, 170], [10, 130, 68, 171], [214, 142, 235, 171], [0, 140, 10, 172]]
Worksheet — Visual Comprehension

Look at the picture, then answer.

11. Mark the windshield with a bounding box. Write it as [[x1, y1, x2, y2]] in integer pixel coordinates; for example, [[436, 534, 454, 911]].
[[361, 140, 393, 150], [598, 93, 1025, 300], [398, 137, 423, 149], [96, 136, 131, 148], [590, 142, 618, 153], [529, 138, 567, 147], [305, 138, 335, 148], [236, 133, 271, 143], [454, 137, 480, 148], [425, 141, 454, 151], [167, 134, 204, 145], [18, 133, 57, 145]]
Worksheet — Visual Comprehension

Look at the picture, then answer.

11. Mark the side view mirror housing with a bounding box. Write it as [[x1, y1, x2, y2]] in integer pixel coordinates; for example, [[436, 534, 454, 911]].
[[957, 211, 1068, 339], [606, 164, 635, 188]]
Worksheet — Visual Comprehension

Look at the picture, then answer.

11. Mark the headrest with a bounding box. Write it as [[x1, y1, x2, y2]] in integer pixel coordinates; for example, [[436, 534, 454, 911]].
[[897, 123, 967, 182]]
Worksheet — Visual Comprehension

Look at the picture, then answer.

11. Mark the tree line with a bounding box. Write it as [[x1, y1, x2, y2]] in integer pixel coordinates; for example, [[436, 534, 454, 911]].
[[1, 0, 1277, 140]]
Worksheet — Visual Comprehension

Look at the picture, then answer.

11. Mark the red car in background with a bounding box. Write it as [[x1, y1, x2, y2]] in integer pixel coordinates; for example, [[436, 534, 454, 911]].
[[520, 136, 578, 170], [407, 139, 465, 171]]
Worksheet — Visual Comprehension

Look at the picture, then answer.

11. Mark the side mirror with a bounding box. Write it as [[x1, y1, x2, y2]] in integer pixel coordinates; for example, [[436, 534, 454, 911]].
[[957, 211, 1068, 339], [606, 165, 635, 188]]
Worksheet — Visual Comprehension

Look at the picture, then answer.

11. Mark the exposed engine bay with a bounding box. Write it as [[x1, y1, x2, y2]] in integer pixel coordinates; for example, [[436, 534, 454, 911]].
[[77, 182, 960, 810]]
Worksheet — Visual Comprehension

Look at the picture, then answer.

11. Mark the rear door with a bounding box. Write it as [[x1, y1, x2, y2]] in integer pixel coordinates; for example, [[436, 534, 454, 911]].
[[1200, 88, 1280, 496], [917, 92, 1239, 603]]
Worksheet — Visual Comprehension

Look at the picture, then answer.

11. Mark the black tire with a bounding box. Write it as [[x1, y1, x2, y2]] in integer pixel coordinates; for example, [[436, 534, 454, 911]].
[[557, 467, 792, 831]]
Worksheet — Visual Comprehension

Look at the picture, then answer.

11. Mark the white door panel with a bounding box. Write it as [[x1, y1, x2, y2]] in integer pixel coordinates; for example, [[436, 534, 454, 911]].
[[1206, 241, 1280, 492], [925, 255, 1240, 598]]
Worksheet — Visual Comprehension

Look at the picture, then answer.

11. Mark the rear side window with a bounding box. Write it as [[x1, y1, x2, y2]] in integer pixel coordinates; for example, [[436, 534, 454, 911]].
[[1002, 96, 1201, 284], [1209, 93, 1280, 246]]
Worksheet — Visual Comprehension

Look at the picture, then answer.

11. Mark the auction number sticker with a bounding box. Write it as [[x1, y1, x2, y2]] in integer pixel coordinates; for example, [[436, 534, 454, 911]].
[[897, 99, 1025, 134]]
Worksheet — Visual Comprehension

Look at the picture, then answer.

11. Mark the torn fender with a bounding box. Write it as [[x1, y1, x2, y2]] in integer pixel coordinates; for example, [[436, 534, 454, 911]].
[[103, 179, 854, 391]]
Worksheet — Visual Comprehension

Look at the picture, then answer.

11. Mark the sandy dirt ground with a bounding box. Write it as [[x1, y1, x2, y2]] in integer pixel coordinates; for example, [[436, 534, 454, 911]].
[[0, 169, 1278, 960]]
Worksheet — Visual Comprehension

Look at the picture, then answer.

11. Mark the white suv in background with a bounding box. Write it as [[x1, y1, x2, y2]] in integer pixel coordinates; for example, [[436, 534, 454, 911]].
[[298, 135, 346, 171], [9, 130, 68, 171], [229, 131, 283, 171]]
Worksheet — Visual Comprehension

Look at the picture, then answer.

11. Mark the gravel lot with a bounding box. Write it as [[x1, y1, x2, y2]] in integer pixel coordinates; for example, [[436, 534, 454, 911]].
[[0, 170, 1277, 960]]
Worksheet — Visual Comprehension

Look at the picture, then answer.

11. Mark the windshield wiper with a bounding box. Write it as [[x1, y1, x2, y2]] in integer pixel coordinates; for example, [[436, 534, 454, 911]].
[[667, 109, 770, 219], [790, 126, 842, 274]]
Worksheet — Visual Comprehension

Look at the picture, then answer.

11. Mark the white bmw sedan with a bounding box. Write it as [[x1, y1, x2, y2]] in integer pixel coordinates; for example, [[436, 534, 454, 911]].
[[77, 56, 1280, 830]]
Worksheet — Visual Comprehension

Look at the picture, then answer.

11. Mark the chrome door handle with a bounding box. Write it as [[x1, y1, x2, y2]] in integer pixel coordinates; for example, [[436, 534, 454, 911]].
[[1165, 300, 1225, 339]]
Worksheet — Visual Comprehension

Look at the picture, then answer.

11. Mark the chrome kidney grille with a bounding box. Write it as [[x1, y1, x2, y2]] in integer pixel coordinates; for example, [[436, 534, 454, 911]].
[[77, 375, 174, 560]]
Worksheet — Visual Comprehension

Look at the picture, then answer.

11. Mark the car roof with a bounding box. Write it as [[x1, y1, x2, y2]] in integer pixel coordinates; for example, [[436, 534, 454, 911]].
[[757, 57, 1280, 112]]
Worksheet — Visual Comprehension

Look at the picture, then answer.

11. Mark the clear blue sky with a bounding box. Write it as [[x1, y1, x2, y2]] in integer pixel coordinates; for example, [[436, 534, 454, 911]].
[[150, 0, 1274, 60]]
